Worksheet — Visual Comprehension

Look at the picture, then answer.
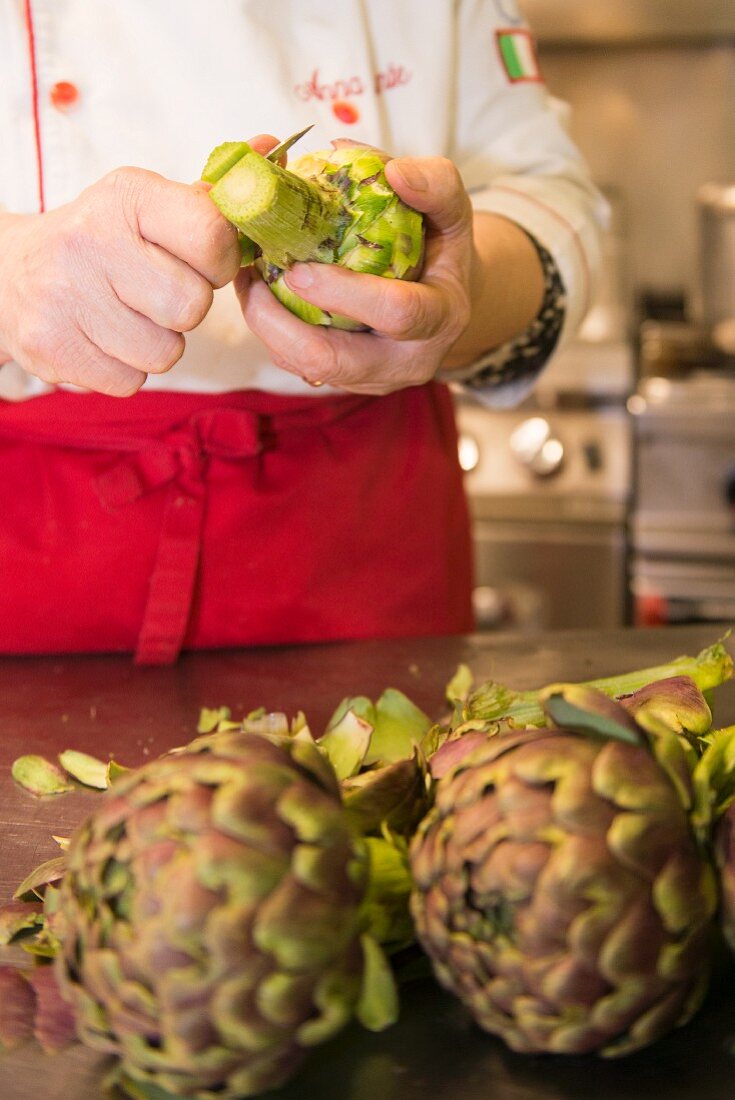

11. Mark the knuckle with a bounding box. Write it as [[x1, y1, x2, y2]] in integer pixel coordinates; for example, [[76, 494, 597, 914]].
[[378, 283, 427, 339], [170, 279, 213, 331], [286, 329, 341, 384], [100, 166, 149, 207], [108, 374, 146, 397], [144, 330, 185, 373], [16, 317, 55, 366], [190, 197, 238, 284]]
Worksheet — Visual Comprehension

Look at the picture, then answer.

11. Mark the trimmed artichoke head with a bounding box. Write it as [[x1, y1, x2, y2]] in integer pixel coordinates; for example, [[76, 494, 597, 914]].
[[409, 687, 718, 1058], [206, 137, 425, 330], [54, 730, 371, 1098]]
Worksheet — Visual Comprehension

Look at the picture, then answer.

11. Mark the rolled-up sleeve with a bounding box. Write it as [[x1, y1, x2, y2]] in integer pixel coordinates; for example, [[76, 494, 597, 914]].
[[448, 0, 608, 396]]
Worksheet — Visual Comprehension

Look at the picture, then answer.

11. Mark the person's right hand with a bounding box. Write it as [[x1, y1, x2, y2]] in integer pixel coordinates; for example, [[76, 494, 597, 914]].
[[0, 167, 242, 396]]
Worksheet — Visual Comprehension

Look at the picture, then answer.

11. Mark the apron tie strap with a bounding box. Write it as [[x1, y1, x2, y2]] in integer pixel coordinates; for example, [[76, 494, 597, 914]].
[[94, 407, 265, 665], [0, 389, 375, 662]]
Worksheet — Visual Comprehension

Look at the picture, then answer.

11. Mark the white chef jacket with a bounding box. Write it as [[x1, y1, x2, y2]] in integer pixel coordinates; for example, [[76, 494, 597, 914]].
[[0, 0, 606, 403]]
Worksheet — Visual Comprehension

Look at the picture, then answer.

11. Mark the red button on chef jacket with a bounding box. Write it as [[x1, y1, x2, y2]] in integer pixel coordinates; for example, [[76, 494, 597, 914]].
[[50, 81, 79, 109]]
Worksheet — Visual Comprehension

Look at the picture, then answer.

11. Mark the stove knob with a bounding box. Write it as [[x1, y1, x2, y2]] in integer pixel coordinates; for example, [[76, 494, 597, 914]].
[[510, 416, 565, 477]]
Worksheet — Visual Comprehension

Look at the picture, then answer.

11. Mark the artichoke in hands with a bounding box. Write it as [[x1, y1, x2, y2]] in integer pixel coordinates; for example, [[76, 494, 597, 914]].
[[54, 729, 388, 1098], [204, 133, 425, 330], [410, 684, 719, 1058]]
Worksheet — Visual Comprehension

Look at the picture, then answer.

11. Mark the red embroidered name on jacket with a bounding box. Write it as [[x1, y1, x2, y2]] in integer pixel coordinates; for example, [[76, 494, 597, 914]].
[[294, 64, 411, 102]]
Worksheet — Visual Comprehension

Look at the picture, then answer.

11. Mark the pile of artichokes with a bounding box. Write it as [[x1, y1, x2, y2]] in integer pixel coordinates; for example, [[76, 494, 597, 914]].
[[2, 640, 735, 1098]]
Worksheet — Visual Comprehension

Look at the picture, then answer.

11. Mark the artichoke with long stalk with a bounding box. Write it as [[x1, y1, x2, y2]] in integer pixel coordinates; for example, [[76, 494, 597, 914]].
[[202, 130, 425, 330]]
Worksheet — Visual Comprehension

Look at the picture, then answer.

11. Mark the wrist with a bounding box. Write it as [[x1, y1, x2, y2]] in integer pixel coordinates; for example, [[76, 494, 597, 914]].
[[441, 212, 545, 371]]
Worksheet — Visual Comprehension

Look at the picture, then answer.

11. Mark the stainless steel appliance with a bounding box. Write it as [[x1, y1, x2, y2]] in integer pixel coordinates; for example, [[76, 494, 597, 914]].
[[628, 322, 735, 626], [454, 344, 633, 632], [697, 182, 735, 355], [520, 0, 735, 44]]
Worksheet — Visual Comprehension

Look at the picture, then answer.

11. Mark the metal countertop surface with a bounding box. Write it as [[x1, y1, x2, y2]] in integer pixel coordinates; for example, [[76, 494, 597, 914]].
[[0, 624, 734, 1099]]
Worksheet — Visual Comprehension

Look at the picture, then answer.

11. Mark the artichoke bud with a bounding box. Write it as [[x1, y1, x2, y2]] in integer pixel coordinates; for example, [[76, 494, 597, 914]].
[[410, 709, 718, 1058], [205, 136, 425, 330], [54, 729, 389, 1098]]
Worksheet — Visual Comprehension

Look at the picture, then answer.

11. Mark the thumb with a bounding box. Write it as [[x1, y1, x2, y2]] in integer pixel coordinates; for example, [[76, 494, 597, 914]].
[[385, 156, 472, 238]]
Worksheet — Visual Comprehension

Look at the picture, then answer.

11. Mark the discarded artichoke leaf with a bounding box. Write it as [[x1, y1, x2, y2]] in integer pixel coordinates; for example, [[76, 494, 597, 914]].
[[106, 759, 130, 785], [58, 749, 109, 789], [363, 689, 432, 766], [326, 695, 376, 734], [12, 856, 67, 902], [0, 901, 44, 946], [11, 755, 75, 797], [318, 708, 373, 780], [51, 836, 70, 850], [445, 663, 473, 704], [291, 710, 310, 735], [196, 705, 231, 733], [356, 933, 399, 1032]]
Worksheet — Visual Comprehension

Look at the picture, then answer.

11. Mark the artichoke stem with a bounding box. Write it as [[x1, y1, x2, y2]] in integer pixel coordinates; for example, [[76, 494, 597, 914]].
[[209, 152, 344, 269]]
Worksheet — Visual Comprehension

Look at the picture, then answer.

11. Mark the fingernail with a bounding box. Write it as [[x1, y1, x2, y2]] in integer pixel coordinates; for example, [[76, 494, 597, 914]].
[[286, 264, 314, 289], [392, 159, 429, 192]]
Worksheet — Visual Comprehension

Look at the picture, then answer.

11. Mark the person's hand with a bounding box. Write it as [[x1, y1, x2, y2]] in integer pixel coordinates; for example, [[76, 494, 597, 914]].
[[0, 159, 251, 396], [235, 155, 474, 395]]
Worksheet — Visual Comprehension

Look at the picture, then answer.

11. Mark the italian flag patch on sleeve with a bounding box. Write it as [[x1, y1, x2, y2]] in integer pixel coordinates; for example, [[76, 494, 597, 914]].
[[496, 29, 542, 83]]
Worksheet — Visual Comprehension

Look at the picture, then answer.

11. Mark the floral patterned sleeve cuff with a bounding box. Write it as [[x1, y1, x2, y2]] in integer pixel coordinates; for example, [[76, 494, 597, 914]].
[[441, 235, 567, 408]]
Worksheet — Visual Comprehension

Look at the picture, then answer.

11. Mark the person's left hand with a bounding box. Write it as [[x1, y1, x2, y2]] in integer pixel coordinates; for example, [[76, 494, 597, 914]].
[[234, 155, 474, 395]]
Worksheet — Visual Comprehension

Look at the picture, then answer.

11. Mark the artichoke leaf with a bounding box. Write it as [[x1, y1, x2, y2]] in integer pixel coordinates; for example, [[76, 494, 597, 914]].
[[12, 856, 67, 902], [618, 676, 713, 740], [11, 755, 75, 797], [341, 753, 430, 837], [691, 724, 735, 838], [196, 705, 231, 733], [446, 663, 474, 705], [106, 759, 131, 785], [58, 749, 110, 789], [539, 685, 645, 746], [355, 933, 399, 1032], [318, 708, 373, 780], [0, 900, 44, 946], [363, 689, 432, 766]]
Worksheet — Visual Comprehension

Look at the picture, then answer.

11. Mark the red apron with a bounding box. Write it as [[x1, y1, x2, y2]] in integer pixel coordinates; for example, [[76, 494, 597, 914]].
[[0, 383, 474, 664]]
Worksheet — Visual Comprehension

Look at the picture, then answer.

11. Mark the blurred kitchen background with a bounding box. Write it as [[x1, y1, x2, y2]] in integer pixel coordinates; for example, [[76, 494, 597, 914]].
[[454, 0, 735, 633]]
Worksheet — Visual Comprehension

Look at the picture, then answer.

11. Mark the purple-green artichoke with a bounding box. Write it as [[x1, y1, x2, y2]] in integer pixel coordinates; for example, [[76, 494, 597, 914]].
[[409, 685, 719, 1058], [715, 801, 735, 952], [54, 729, 381, 1098]]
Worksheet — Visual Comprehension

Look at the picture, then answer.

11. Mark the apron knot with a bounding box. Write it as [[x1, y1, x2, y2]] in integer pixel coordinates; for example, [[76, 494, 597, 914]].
[[92, 407, 266, 665]]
